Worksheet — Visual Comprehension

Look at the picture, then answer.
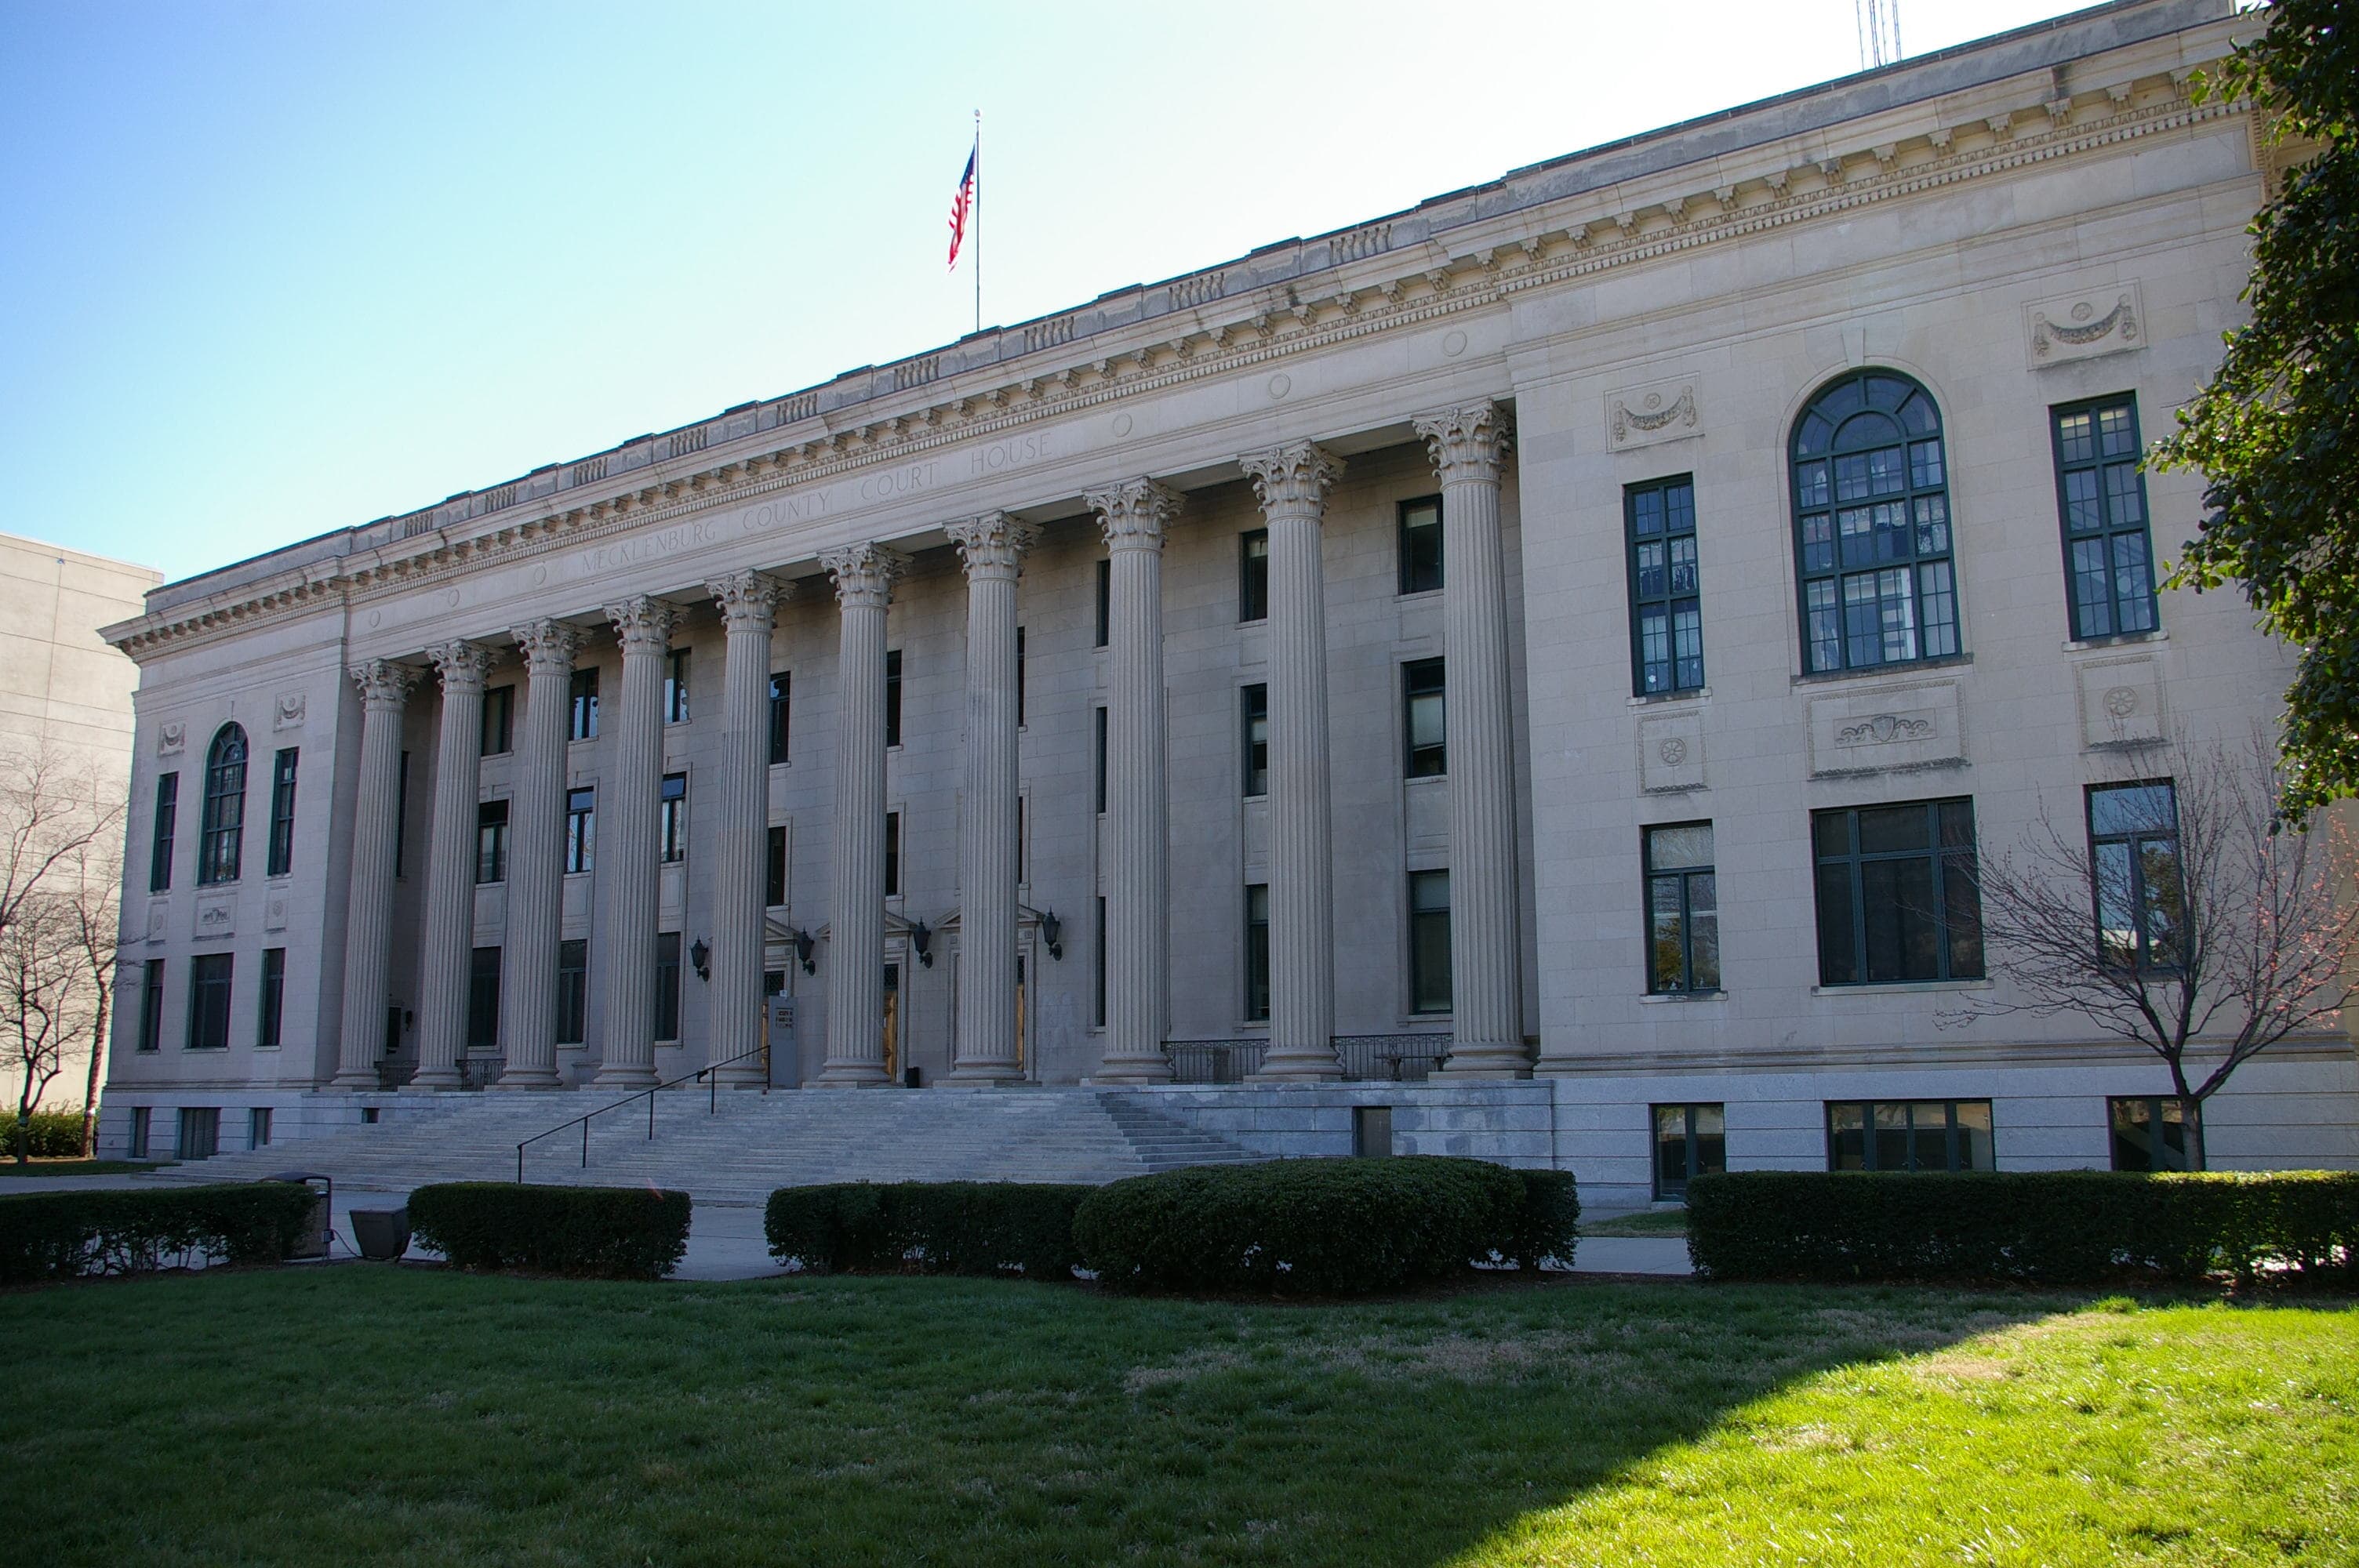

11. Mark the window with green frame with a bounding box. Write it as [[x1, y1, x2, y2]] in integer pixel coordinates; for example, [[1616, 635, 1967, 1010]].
[[1398, 495, 1443, 595], [2051, 395, 2157, 640], [1826, 1099, 1994, 1171], [1811, 799, 1983, 985], [1627, 476, 1703, 695], [1652, 1103, 1726, 1198], [2109, 1095, 2193, 1171], [1644, 822, 1718, 993], [2088, 781, 2183, 970], [1791, 371, 1957, 674]]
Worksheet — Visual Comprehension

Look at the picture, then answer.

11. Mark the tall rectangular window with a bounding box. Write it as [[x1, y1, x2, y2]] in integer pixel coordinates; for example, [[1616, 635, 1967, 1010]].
[[766, 825, 787, 908], [1094, 559, 1112, 648], [884, 650, 903, 747], [660, 773, 688, 863], [1408, 869, 1452, 1014], [1653, 1103, 1726, 1199], [663, 648, 690, 724], [149, 772, 178, 892], [1812, 799, 1983, 985], [139, 960, 165, 1052], [248, 1106, 273, 1149], [198, 736, 247, 887], [1093, 895, 1107, 1028], [2088, 781, 2183, 971], [186, 953, 233, 1051], [1627, 476, 1705, 695], [1398, 496, 1444, 595], [1644, 822, 1719, 994], [177, 1107, 220, 1161], [1826, 1100, 1994, 1172], [2109, 1096, 2193, 1172], [1245, 884, 1270, 1022], [1094, 707, 1109, 814], [884, 811, 902, 897], [656, 931, 682, 1040], [481, 684, 515, 756], [1238, 530, 1270, 622], [769, 671, 791, 764], [2052, 396, 2157, 641], [1241, 684, 1268, 797], [569, 668, 599, 741], [265, 749, 298, 877], [129, 1105, 152, 1159], [476, 799, 509, 884], [394, 750, 410, 877], [1403, 659, 1446, 778], [468, 946, 502, 1051], [557, 939, 588, 1044], [257, 947, 285, 1048], [565, 787, 595, 874], [1016, 627, 1027, 729]]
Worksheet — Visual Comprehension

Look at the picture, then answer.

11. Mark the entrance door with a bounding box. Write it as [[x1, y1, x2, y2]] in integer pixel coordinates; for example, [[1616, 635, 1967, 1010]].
[[881, 963, 900, 1082]]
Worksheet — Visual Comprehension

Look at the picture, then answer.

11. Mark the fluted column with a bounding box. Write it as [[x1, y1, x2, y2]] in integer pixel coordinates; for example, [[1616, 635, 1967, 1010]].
[[818, 543, 907, 1087], [1416, 403, 1529, 1077], [945, 514, 1038, 1083], [331, 659, 418, 1088], [411, 640, 494, 1089], [708, 572, 787, 1087], [498, 619, 581, 1088], [592, 596, 675, 1087], [1088, 479, 1183, 1083], [1241, 441, 1345, 1081]]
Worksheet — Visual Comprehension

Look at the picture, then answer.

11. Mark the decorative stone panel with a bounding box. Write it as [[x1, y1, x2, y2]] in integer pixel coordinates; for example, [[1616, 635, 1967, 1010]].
[[145, 899, 168, 944], [1404, 777, 1448, 854], [2026, 282, 2144, 368], [1808, 681, 1965, 776], [1638, 710, 1706, 793], [264, 892, 289, 932], [194, 892, 235, 942], [2074, 655, 2165, 750], [1605, 377, 1701, 452], [157, 722, 185, 757], [272, 691, 306, 731]]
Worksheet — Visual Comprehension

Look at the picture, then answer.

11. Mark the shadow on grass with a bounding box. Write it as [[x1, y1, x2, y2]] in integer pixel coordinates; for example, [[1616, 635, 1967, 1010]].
[[1, 1266, 2349, 1567]]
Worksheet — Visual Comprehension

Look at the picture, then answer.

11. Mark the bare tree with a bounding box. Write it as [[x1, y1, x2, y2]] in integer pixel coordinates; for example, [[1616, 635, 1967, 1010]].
[[65, 837, 121, 1157], [1961, 728, 2359, 1168], [0, 746, 114, 947], [0, 745, 123, 1156], [3, 895, 97, 1161]]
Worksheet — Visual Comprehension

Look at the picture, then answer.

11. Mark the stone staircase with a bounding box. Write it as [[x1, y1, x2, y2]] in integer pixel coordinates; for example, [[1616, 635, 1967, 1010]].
[[148, 1087, 1259, 1203]]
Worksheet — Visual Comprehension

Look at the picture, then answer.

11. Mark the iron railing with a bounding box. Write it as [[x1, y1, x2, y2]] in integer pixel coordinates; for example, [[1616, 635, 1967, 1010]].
[[1164, 1034, 1450, 1085], [514, 1041, 769, 1183]]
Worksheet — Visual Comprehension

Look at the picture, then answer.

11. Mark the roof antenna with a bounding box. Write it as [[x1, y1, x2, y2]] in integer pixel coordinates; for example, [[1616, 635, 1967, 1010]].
[[1856, 0, 1902, 70]]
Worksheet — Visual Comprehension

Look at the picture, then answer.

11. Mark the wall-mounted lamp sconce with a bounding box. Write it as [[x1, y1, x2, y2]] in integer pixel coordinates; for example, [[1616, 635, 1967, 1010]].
[[788, 927, 816, 975], [911, 920, 933, 969], [689, 938, 711, 982], [1039, 909, 1063, 961]]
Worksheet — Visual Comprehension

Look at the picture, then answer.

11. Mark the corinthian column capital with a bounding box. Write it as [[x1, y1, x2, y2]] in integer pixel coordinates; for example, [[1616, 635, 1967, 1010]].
[[512, 618, 584, 677], [425, 638, 496, 693], [707, 570, 789, 633], [603, 595, 678, 654], [1412, 401, 1514, 486], [1085, 478, 1184, 553], [946, 512, 1040, 579], [820, 542, 910, 610], [348, 658, 419, 711], [1238, 441, 1344, 521]]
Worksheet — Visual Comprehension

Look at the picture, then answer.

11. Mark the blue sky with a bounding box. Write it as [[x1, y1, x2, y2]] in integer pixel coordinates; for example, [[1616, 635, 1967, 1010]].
[[1, 0, 2098, 584]]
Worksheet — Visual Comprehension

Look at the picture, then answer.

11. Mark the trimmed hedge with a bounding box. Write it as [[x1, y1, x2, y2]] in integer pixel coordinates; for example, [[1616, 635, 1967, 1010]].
[[0, 1182, 320, 1284], [765, 1181, 1088, 1279], [409, 1182, 691, 1279], [4, 1111, 88, 1160], [1074, 1156, 1576, 1296], [1686, 1170, 2359, 1285]]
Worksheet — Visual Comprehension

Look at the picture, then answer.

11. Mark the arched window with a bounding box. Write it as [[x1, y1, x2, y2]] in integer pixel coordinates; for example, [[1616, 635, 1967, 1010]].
[[1791, 370, 1958, 674], [197, 723, 248, 885]]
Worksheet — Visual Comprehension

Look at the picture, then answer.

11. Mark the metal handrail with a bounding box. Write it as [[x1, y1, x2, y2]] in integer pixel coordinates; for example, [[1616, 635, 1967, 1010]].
[[514, 1038, 770, 1183]]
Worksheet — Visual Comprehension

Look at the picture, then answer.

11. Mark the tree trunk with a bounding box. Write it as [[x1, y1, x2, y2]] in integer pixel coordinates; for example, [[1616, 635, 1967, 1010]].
[[80, 989, 107, 1158], [2166, 1059, 2207, 1171]]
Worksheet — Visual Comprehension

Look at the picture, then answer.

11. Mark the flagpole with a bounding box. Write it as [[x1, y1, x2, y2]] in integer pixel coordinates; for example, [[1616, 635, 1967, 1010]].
[[972, 109, 982, 336]]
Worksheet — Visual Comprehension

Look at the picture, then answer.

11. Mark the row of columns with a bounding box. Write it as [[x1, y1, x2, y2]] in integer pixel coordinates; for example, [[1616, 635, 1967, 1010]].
[[327, 401, 1519, 1089]]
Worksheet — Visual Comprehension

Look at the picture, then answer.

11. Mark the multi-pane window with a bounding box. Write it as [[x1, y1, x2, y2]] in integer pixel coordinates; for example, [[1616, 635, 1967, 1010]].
[[258, 947, 285, 1049], [2088, 781, 2183, 971], [565, 787, 595, 874], [394, 751, 411, 877], [468, 946, 502, 1051], [1653, 1103, 1727, 1199], [660, 773, 687, 863], [2109, 1095, 2194, 1172], [656, 933, 682, 1040], [569, 668, 600, 741], [884, 650, 903, 747], [1093, 895, 1107, 1029], [663, 649, 690, 724], [1241, 684, 1268, 797], [2052, 397, 2157, 641], [1812, 799, 1983, 985], [884, 811, 902, 898], [265, 748, 298, 877], [1644, 823, 1720, 993], [1403, 659, 1446, 778], [769, 672, 791, 764], [249, 1106, 273, 1149], [1627, 477, 1704, 695], [1238, 530, 1270, 622], [1792, 371, 1957, 674], [1398, 496, 1443, 595], [1093, 559, 1112, 648], [476, 800, 509, 884], [177, 1108, 220, 1162], [1408, 869, 1452, 1014], [149, 772, 178, 892], [765, 825, 787, 908], [198, 724, 248, 886], [1826, 1100, 1995, 1171], [1094, 708, 1109, 814], [1016, 626, 1027, 728], [1245, 884, 1270, 1022], [129, 1105, 151, 1159], [557, 939, 588, 1044], [139, 960, 165, 1052], [187, 953, 233, 1051], [482, 684, 514, 756]]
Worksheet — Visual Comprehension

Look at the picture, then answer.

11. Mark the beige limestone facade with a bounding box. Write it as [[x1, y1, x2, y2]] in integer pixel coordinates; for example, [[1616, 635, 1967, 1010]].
[[94, 0, 2359, 1202]]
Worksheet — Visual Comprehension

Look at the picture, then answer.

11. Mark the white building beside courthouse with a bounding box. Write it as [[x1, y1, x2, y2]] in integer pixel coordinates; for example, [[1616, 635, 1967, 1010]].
[[96, 0, 2359, 1201]]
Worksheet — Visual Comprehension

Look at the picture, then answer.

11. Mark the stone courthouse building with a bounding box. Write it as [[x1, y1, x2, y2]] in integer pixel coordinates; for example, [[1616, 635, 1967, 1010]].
[[96, 0, 2359, 1200]]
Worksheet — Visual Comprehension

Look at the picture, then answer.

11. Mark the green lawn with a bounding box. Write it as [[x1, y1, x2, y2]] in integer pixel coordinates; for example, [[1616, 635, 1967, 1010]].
[[1579, 1207, 1688, 1237], [5, 1268, 2353, 1566], [0, 1159, 165, 1178]]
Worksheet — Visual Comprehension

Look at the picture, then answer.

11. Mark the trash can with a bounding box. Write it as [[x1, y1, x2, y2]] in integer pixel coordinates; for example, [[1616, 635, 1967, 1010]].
[[262, 1171, 333, 1260], [350, 1207, 411, 1262]]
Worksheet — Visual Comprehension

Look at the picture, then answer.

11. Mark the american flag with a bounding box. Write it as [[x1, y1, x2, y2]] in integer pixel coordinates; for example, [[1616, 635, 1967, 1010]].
[[947, 146, 976, 270]]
